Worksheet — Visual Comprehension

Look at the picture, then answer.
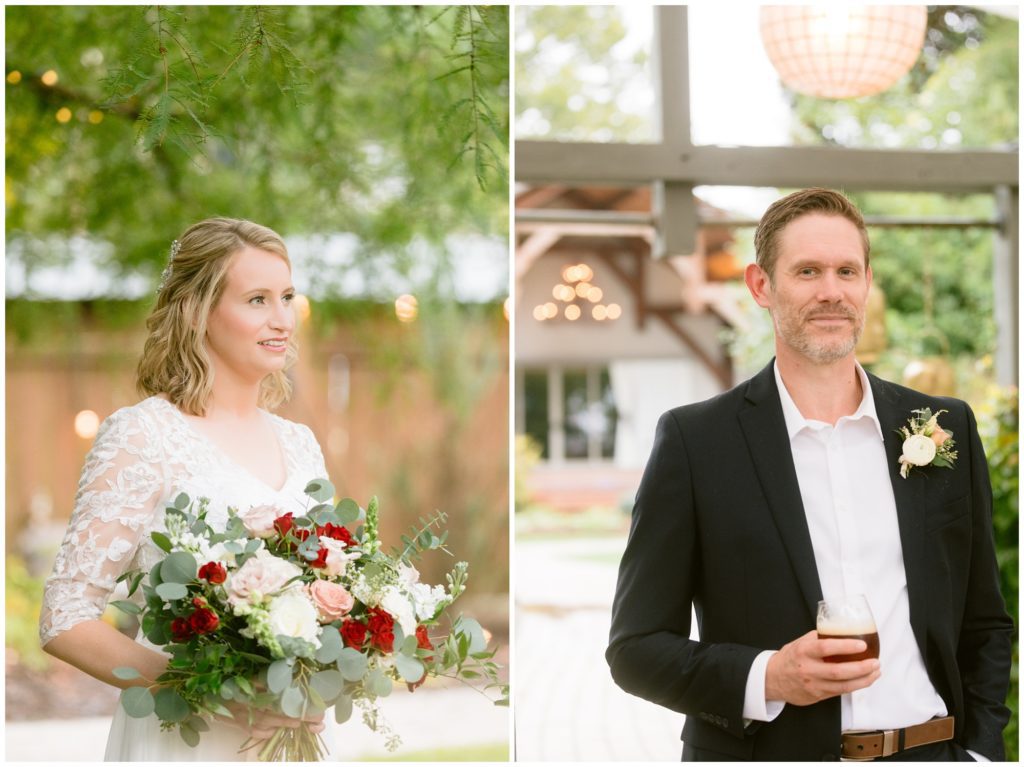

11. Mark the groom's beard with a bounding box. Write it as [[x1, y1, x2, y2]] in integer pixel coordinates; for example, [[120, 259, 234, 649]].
[[772, 301, 865, 364]]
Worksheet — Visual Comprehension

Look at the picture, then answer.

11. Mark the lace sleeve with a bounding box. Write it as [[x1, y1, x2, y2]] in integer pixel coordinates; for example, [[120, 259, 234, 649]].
[[39, 405, 167, 646]]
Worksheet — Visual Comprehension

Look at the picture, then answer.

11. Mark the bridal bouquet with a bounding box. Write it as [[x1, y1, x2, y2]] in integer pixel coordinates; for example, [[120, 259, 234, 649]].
[[111, 479, 505, 761]]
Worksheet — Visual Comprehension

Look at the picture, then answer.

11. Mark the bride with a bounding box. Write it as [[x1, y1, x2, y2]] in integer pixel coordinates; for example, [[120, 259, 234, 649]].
[[39, 218, 329, 760]]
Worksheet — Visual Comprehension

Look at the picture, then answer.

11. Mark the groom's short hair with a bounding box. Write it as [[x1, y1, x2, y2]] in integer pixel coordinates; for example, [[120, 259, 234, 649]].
[[754, 188, 871, 281]]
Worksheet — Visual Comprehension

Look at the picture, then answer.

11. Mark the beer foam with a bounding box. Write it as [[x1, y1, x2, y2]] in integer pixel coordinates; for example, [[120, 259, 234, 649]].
[[817, 618, 877, 635]]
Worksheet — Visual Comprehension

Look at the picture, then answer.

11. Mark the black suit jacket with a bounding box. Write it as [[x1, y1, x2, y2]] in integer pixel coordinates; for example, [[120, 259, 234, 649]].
[[606, 361, 1013, 761]]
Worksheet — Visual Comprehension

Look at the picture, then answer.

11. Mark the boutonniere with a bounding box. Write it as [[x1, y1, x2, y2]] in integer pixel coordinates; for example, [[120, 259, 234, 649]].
[[896, 408, 958, 479]]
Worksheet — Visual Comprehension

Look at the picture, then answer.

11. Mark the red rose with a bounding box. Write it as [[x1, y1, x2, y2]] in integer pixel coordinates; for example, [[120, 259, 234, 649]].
[[367, 607, 395, 653], [192, 596, 207, 608], [309, 547, 329, 569], [340, 619, 368, 649], [170, 617, 193, 642], [317, 523, 355, 546], [274, 513, 295, 538], [198, 562, 227, 584], [188, 607, 219, 635], [415, 625, 432, 650]]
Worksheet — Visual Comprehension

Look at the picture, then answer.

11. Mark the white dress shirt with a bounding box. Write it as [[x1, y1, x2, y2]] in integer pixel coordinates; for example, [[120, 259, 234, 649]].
[[741, 362, 953, 737]]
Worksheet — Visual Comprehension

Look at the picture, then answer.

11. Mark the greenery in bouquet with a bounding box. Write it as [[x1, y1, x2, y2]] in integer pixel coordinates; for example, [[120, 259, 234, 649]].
[[112, 479, 506, 761]]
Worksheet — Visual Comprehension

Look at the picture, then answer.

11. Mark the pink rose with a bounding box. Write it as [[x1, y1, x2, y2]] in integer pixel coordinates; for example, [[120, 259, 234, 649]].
[[240, 504, 285, 538], [225, 550, 302, 607], [931, 427, 950, 447], [320, 537, 361, 577], [307, 579, 355, 622]]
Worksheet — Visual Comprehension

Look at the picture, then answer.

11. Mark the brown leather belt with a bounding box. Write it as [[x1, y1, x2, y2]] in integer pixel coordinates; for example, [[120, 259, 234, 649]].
[[840, 716, 955, 760]]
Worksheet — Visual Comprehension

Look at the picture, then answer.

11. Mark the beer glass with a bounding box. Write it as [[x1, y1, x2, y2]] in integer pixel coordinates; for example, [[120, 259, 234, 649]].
[[816, 594, 879, 663]]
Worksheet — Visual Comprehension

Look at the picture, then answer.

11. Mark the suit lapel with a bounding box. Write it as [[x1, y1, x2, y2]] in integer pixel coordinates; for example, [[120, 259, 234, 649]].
[[868, 374, 930, 655], [737, 361, 823, 621]]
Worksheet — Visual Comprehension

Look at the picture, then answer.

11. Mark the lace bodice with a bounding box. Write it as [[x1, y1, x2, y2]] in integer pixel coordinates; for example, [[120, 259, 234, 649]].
[[39, 397, 328, 645]]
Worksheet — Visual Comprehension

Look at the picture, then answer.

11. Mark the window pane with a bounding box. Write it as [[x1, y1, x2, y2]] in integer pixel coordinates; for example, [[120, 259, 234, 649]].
[[516, 5, 656, 143], [563, 370, 590, 459], [523, 371, 550, 460]]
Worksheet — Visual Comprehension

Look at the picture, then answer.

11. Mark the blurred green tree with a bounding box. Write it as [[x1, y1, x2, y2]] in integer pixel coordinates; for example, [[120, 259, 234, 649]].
[[6, 5, 508, 289]]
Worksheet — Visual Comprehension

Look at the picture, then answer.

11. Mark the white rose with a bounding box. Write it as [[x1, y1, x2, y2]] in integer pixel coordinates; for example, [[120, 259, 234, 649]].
[[240, 504, 285, 538], [226, 550, 302, 607], [902, 434, 937, 467], [267, 591, 321, 647], [320, 537, 360, 577]]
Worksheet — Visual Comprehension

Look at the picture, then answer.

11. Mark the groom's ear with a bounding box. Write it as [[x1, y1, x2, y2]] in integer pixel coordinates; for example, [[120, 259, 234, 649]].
[[745, 263, 772, 309]]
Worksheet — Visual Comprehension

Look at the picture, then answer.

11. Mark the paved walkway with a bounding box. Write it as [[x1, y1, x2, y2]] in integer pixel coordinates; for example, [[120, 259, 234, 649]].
[[514, 535, 686, 761], [6, 684, 508, 762]]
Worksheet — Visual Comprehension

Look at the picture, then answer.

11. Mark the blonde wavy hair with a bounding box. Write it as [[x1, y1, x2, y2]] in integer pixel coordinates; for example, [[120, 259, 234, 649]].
[[136, 217, 297, 415]]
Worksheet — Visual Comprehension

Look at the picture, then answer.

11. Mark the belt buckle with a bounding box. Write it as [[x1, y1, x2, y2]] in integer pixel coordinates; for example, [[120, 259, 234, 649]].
[[880, 729, 898, 758]]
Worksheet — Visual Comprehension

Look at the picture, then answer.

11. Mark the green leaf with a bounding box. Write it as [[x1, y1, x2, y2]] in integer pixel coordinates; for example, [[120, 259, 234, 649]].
[[155, 688, 192, 723], [395, 654, 425, 683], [155, 582, 189, 601], [454, 616, 487, 654], [335, 498, 360, 525], [113, 666, 141, 680], [161, 551, 198, 584], [151, 532, 173, 553], [365, 668, 392, 698], [310, 669, 343, 703], [179, 724, 200, 748], [315, 627, 343, 664], [334, 693, 353, 724], [304, 478, 335, 502], [244, 538, 262, 553], [220, 678, 240, 700], [122, 687, 155, 718], [233, 676, 254, 697], [267, 659, 293, 695], [111, 600, 143, 615], [148, 560, 164, 587], [280, 684, 306, 718], [187, 715, 210, 733], [174, 493, 190, 510], [337, 648, 368, 681], [400, 635, 418, 657]]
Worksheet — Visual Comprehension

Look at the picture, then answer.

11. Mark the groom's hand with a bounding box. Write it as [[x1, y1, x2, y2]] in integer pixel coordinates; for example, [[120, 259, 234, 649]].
[[765, 630, 881, 706]]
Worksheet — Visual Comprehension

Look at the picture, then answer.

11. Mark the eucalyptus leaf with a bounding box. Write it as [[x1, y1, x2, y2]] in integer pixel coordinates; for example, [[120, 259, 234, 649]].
[[220, 678, 240, 700], [280, 684, 306, 718], [112, 666, 141, 680], [174, 493, 190, 510], [337, 648, 369, 681], [111, 599, 143, 615], [335, 498, 360, 525], [187, 716, 211, 733], [122, 687, 155, 718], [305, 478, 336, 502], [400, 635, 418, 657], [155, 582, 189, 601], [315, 627, 343, 664], [365, 669, 392, 698], [395, 654, 425, 683], [150, 531, 173, 553], [244, 538, 262, 553], [334, 693, 353, 724], [454, 616, 487, 654], [179, 724, 200, 748], [155, 688, 192, 723], [310, 669, 343, 703], [161, 551, 198, 584], [148, 560, 164, 587], [266, 659, 293, 695]]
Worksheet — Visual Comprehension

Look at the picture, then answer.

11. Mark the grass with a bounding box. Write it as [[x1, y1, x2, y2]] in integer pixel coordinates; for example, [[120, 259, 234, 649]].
[[357, 742, 509, 761], [515, 504, 628, 540]]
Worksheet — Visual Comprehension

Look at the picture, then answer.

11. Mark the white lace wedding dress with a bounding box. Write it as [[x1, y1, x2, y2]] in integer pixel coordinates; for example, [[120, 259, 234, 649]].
[[39, 396, 331, 761]]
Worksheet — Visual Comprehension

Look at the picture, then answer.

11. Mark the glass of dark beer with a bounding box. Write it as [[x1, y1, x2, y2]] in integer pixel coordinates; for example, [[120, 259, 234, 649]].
[[817, 594, 880, 663]]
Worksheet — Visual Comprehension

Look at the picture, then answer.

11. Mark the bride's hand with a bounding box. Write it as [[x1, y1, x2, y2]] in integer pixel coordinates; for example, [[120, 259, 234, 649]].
[[214, 699, 326, 739]]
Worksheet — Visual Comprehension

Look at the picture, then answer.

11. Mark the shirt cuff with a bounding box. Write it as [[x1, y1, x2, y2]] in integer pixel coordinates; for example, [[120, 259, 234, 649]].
[[966, 749, 988, 762], [742, 649, 786, 724]]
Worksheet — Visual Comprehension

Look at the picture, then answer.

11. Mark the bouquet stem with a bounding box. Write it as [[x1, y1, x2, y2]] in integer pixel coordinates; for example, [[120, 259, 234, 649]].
[[248, 724, 326, 762]]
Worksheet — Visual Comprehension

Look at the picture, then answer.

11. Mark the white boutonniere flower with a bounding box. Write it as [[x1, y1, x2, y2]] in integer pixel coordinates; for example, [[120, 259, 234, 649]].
[[897, 408, 958, 479]]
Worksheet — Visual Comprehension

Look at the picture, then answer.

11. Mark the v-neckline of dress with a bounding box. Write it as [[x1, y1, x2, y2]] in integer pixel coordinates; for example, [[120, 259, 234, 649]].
[[153, 397, 293, 494]]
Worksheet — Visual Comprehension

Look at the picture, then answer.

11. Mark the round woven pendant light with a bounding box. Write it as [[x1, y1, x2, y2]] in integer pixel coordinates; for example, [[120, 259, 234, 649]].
[[760, 6, 928, 99]]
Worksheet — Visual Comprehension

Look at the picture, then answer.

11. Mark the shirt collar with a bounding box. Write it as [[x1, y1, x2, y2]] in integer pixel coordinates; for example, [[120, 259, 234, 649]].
[[773, 360, 884, 442]]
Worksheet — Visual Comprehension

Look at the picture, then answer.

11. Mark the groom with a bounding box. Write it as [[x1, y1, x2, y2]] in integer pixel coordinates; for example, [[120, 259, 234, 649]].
[[607, 189, 1013, 761]]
